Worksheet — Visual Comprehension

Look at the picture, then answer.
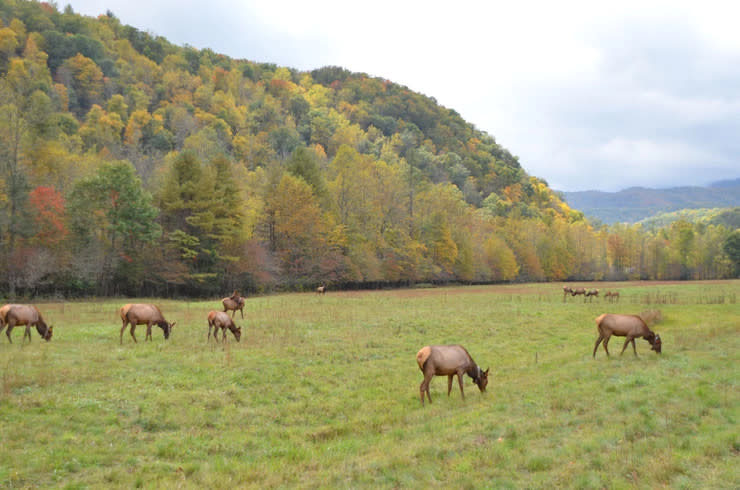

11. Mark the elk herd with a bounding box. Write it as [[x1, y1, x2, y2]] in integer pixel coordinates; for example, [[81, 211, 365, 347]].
[[1, 284, 663, 406], [0, 290, 249, 345], [563, 286, 620, 303]]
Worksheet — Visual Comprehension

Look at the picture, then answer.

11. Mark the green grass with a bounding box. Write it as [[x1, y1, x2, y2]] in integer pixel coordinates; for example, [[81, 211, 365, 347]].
[[1, 281, 738, 488]]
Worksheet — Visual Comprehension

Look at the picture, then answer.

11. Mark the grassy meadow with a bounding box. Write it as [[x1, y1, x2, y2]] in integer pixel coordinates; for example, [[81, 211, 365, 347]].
[[1, 281, 738, 488]]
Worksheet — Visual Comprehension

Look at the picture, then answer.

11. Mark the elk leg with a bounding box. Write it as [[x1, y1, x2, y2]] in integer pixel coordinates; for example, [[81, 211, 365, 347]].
[[420, 373, 433, 404], [222, 328, 228, 342], [447, 375, 454, 397], [457, 372, 465, 400], [602, 336, 611, 356], [239, 308, 244, 319], [129, 324, 138, 343], [145, 322, 153, 341], [630, 338, 638, 356], [593, 335, 604, 358], [6, 322, 15, 343], [619, 337, 633, 356], [23, 326, 32, 343]]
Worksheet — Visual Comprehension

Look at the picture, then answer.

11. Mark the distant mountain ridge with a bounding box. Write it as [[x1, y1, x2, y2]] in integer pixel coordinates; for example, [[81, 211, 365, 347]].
[[560, 178, 740, 224]]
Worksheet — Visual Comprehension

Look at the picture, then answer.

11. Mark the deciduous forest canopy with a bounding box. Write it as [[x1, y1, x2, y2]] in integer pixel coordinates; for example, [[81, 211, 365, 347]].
[[0, 0, 737, 297]]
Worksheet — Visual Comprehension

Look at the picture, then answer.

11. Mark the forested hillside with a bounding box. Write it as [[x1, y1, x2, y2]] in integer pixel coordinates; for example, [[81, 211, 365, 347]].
[[0, 1, 737, 297], [638, 207, 740, 231]]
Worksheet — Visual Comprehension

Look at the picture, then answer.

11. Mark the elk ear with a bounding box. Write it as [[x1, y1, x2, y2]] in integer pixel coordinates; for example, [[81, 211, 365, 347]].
[[170, 322, 176, 328], [484, 368, 489, 375]]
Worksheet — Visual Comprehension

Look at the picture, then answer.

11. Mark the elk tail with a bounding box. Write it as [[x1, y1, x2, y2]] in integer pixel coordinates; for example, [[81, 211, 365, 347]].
[[595, 313, 608, 334], [416, 346, 432, 371]]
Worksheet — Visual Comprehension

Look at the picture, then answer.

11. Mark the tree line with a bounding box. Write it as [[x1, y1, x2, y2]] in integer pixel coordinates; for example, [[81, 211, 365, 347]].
[[0, 1, 737, 298]]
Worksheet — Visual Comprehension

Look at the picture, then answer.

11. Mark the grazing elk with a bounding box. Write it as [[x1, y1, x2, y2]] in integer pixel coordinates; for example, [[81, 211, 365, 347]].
[[592, 313, 662, 358], [604, 291, 620, 303], [207, 310, 242, 342], [571, 288, 587, 301], [119, 303, 175, 344], [585, 289, 599, 302], [416, 345, 489, 405], [316, 285, 326, 294], [2, 305, 53, 343], [0, 303, 22, 329], [222, 291, 246, 319], [563, 286, 573, 301]]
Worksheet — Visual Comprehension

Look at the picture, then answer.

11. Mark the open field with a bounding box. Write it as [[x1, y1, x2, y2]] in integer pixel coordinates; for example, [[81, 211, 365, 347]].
[[1, 281, 738, 488]]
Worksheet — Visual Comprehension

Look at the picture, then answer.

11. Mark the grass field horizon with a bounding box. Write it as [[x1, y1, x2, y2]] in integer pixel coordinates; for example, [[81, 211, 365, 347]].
[[1, 281, 738, 488]]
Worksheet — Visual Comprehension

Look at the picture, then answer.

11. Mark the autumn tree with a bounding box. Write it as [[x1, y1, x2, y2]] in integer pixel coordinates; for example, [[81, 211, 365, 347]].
[[57, 53, 104, 116], [0, 56, 55, 295], [262, 172, 327, 286], [481, 234, 519, 281], [286, 145, 328, 205], [9, 186, 69, 294], [68, 160, 160, 295], [29, 185, 66, 247], [78, 104, 124, 153]]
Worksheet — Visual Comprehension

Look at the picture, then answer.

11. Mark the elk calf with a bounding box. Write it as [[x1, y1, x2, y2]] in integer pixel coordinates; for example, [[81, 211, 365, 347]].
[[207, 310, 242, 342], [222, 292, 245, 318]]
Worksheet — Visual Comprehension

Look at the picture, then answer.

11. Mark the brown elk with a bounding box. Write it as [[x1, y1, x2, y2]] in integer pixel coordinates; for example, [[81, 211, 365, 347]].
[[592, 313, 662, 358], [1, 305, 53, 343], [207, 310, 242, 342], [563, 286, 573, 301], [119, 303, 175, 344], [416, 345, 489, 405], [0, 303, 21, 328], [571, 288, 587, 302], [222, 291, 245, 319], [604, 291, 620, 303], [585, 289, 599, 302], [316, 285, 326, 294]]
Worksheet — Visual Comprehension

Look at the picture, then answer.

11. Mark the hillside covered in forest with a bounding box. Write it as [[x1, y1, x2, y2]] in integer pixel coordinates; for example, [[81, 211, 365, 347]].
[[638, 207, 740, 231], [0, 1, 736, 297]]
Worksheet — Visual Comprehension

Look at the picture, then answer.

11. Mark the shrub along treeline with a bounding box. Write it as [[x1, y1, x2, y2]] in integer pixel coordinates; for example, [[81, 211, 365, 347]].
[[0, 1, 737, 297]]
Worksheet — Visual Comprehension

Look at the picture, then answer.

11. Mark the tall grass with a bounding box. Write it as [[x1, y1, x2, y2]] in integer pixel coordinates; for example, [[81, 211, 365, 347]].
[[1, 281, 738, 488]]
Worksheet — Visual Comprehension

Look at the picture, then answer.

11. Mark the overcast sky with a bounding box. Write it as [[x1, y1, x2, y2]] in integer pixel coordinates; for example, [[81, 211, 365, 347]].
[[64, 0, 740, 192]]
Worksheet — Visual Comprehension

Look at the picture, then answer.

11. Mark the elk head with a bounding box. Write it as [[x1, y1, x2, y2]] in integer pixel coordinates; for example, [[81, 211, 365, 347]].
[[474, 367, 490, 392], [160, 321, 176, 339]]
